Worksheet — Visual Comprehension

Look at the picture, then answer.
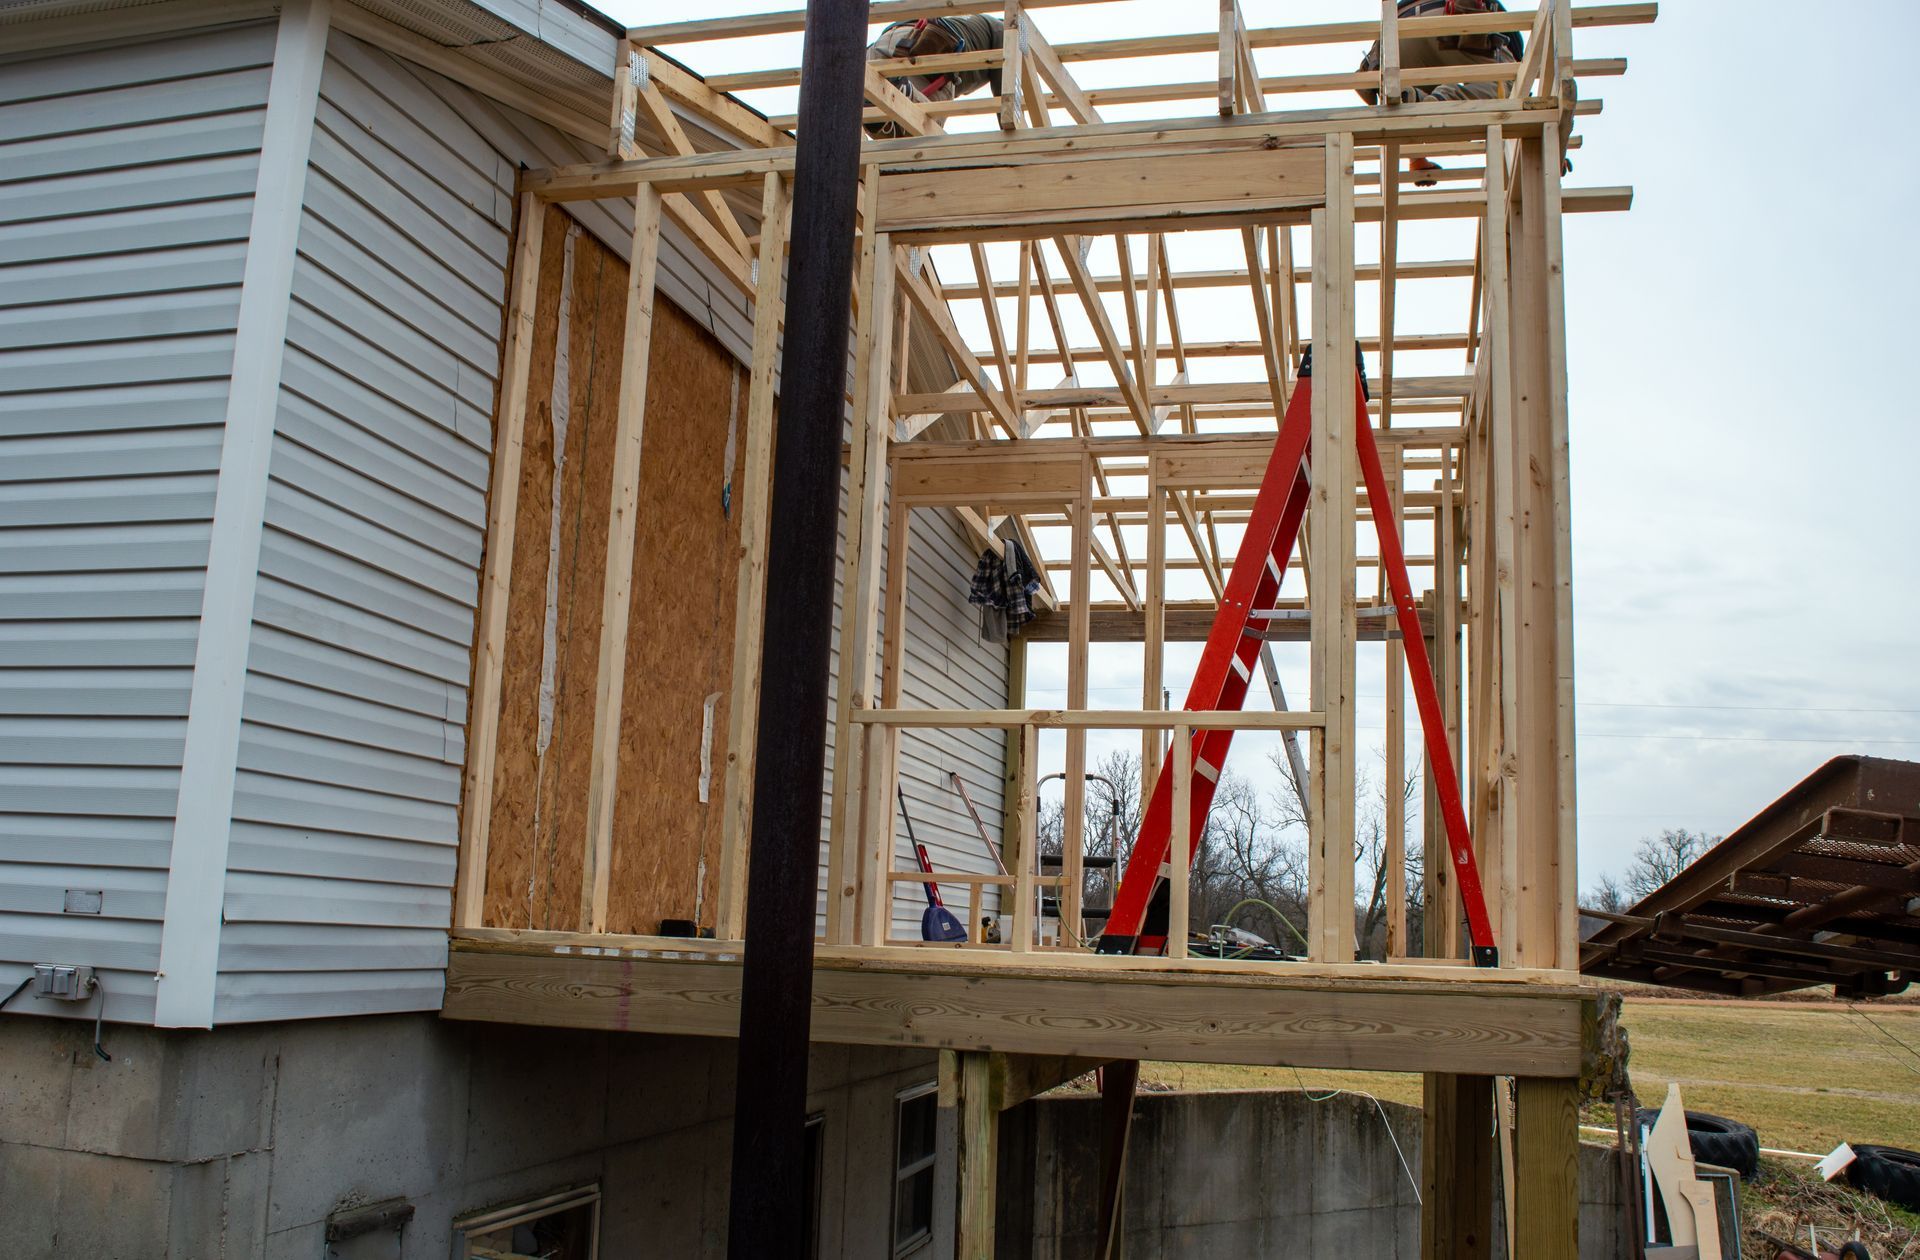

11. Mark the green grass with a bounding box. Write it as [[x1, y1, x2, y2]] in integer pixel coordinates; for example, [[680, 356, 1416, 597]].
[[1052, 999, 1920, 1157], [1621, 1001, 1920, 1155]]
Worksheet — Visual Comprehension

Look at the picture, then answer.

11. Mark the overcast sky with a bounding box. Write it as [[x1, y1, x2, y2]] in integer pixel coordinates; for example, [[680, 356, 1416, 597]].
[[622, 1, 1920, 887]]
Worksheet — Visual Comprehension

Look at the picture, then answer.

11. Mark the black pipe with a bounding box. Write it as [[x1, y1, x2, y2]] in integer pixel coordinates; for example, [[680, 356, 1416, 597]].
[[725, 2, 871, 1255]]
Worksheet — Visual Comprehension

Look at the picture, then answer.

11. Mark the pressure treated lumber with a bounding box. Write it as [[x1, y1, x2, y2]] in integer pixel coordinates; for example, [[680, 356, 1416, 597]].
[[1511, 1076, 1581, 1259], [443, 944, 1589, 1076], [1421, 1074, 1495, 1260]]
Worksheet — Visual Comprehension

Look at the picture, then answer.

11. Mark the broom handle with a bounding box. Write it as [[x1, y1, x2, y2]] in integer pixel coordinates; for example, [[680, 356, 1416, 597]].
[[896, 786, 945, 907]]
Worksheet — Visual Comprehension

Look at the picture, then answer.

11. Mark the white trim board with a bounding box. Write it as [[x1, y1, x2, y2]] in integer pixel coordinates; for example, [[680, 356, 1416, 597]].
[[153, 0, 332, 1029]]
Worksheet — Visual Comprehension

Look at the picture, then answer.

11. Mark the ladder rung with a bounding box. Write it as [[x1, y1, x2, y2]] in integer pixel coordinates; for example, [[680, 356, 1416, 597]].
[[1194, 758, 1220, 783], [1229, 655, 1251, 681]]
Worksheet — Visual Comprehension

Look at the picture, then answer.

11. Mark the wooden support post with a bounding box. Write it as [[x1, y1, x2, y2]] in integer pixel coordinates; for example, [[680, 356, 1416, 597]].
[[955, 1051, 999, 1260], [1095, 1060, 1140, 1260], [1216, 0, 1236, 116], [1379, 0, 1402, 105], [1061, 462, 1093, 939], [1482, 124, 1522, 961], [456, 190, 543, 932], [1384, 452, 1406, 958], [1511, 1077, 1580, 1260], [862, 502, 913, 945], [997, 0, 1025, 131], [1307, 133, 1358, 965], [1142, 461, 1165, 785], [826, 180, 891, 946], [1169, 722, 1191, 959], [719, 172, 790, 940], [1009, 723, 1038, 951], [1505, 132, 1579, 971], [1424, 447, 1463, 959], [1420, 1074, 1494, 1260], [1000, 633, 1028, 891], [579, 186, 662, 933]]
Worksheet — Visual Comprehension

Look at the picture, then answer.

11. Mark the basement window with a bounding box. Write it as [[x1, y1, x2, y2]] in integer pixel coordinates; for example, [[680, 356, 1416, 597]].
[[454, 1185, 599, 1260], [892, 1082, 938, 1257]]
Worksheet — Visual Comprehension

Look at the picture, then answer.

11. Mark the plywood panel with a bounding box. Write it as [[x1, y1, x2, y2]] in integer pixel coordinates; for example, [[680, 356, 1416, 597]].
[[604, 267, 742, 935], [483, 203, 591, 930], [481, 203, 738, 933]]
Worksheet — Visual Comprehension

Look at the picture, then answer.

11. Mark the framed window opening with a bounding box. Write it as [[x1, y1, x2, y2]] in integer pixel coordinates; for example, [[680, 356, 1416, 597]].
[[454, 1184, 600, 1260]]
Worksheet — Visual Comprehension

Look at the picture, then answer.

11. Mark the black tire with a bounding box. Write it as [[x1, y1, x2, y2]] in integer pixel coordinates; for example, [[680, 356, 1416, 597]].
[[1846, 1144, 1920, 1214], [1634, 1107, 1760, 1178]]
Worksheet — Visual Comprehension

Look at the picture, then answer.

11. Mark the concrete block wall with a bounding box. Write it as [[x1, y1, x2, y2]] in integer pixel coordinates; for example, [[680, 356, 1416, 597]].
[[0, 1014, 947, 1258], [1008, 1088, 1629, 1260]]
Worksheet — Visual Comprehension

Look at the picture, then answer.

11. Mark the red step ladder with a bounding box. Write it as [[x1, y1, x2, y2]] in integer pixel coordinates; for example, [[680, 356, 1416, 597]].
[[1094, 355, 1500, 966]]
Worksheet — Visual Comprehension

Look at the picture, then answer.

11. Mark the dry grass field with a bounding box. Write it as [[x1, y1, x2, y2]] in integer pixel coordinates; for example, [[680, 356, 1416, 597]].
[[1070, 997, 1920, 1155]]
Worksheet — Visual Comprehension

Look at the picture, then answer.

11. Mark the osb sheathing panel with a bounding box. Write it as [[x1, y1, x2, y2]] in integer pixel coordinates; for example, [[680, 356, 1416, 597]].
[[481, 203, 739, 933]]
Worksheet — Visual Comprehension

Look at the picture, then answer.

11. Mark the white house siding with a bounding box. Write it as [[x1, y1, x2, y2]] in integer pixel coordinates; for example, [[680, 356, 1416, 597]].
[[0, 18, 1009, 1026], [0, 22, 276, 1023], [213, 30, 514, 1021]]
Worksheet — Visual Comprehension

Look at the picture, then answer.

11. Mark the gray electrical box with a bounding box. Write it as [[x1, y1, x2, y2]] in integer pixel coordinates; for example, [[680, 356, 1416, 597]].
[[32, 963, 96, 1001]]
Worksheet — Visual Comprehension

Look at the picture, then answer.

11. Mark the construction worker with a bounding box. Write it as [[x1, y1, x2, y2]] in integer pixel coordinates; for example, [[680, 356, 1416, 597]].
[[1357, 0, 1524, 184], [865, 16, 1005, 137]]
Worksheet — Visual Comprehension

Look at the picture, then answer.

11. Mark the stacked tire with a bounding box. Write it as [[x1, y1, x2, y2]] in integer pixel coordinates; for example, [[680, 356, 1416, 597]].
[[1635, 1107, 1760, 1178], [1846, 1145, 1920, 1214]]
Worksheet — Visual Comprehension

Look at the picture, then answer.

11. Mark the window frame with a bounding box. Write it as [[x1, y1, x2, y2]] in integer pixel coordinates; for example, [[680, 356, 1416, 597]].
[[452, 1183, 601, 1260], [890, 1080, 940, 1258]]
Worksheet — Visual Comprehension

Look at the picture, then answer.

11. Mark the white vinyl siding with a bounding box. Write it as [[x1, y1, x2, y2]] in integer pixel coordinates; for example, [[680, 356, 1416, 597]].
[[0, 22, 276, 1023], [0, 16, 1009, 1026], [213, 30, 512, 1021]]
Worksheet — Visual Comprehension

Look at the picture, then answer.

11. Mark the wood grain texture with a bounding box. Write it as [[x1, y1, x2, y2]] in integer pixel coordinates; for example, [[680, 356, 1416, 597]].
[[480, 204, 739, 935], [1512, 1076, 1581, 1260], [484, 205, 604, 931], [441, 945, 1586, 1076], [604, 255, 742, 937], [1420, 1073, 1494, 1260]]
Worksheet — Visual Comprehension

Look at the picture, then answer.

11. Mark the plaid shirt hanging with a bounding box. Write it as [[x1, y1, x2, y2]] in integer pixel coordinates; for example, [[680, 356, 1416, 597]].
[[968, 537, 1041, 642]]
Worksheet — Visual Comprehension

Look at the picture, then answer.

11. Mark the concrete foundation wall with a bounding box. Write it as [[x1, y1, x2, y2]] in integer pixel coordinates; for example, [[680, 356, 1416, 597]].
[[0, 1013, 947, 1258], [1005, 1088, 1628, 1260]]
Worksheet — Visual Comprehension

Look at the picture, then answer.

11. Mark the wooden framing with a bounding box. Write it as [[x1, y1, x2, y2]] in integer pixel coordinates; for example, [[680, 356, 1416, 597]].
[[447, 3, 1644, 1248]]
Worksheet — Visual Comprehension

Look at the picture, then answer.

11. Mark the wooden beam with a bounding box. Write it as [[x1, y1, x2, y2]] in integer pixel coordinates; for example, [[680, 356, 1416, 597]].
[[898, 258, 1023, 438], [955, 1051, 998, 1260], [633, 78, 754, 259], [1421, 1074, 1495, 1260], [1056, 238, 1155, 433], [579, 188, 664, 933], [642, 50, 786, 150], [864, 63, 945, 137], [716, 174, 789, 939], [1511, 1077, 1580, 1260], [455, 190, 544, 932], [826, 187, 892, 947], [442, 945, 1591, 1076]]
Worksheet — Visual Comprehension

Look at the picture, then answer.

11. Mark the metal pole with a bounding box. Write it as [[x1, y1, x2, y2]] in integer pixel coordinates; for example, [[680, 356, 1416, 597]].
[[725, 1, 870, 1254]]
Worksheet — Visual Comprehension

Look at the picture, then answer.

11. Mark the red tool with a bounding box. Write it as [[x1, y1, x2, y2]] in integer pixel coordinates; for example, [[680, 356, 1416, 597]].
[[898, 786, 967, 943], [1095, 356, 1500, 966]]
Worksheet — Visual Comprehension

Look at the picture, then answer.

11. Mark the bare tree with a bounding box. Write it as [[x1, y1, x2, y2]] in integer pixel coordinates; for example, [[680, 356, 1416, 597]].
[[1623, 828, 1717, 900], [1583, 870, 1629, 913]]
